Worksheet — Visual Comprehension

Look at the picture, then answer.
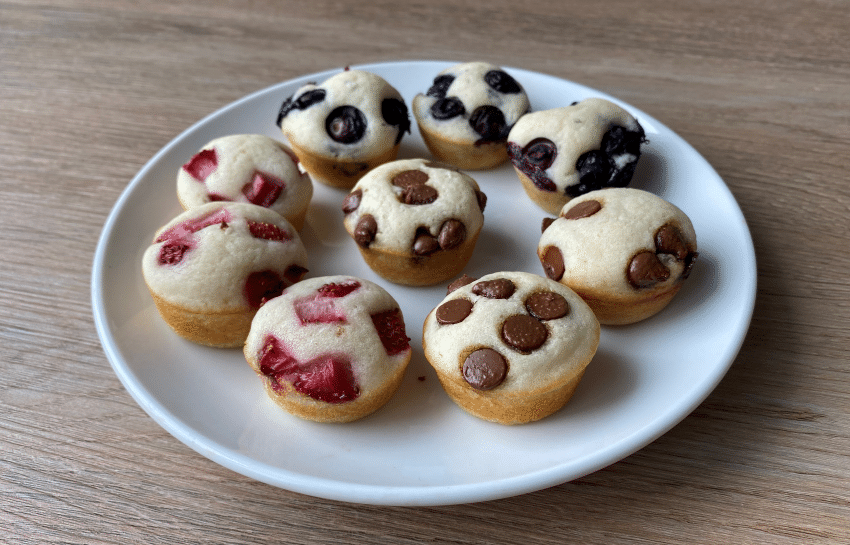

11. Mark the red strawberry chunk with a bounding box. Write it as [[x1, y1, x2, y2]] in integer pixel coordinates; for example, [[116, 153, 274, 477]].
[[158, 242, 191, 265], [243, 171, 285, 207], [258, 335, 360, 403], [183, 148, 218, 181], [248, 220, 290, 242], [155, 209, 233, 243], [370, 308, 410, 356], [317, 280, 361, 298], [244, 270, 285, 308], [294, 295, 346, 325]]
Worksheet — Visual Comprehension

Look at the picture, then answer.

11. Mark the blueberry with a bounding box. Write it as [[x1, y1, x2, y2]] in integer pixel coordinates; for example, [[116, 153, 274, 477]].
[[601, 124, 646, 157], [276, 89, 326, 127], [427, 75, 455, 99], [381, 98, 411, 145], [325, 106, 367, 144], [523, 138, 557, 170], [568, 123, 646, 196], [484, 70, 521, 94], [469, 105, 507, 143], [430, 97, 465, 120], [569, 150, 611, 197], [507, 139, 557, 192]]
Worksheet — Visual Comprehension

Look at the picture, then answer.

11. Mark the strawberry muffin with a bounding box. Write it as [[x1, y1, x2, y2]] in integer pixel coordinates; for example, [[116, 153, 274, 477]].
[[244, 275, 412, 423]]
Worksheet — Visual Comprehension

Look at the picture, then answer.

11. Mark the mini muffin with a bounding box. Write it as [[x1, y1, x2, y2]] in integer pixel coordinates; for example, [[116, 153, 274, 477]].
[[538, 188, 698, 325], [507, 98, 647, 214], [142, 202, 308, 347], [413, 61, 530, 170], [177, 134, 313, 230], [243, 275, 412, 423], [422, 271, 600, 425], [341, 158, 487, 286], [275, 69, 410, 189]]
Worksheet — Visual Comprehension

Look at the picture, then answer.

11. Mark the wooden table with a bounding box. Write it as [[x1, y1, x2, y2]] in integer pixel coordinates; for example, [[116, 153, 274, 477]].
[[3, 0, 848, 542]]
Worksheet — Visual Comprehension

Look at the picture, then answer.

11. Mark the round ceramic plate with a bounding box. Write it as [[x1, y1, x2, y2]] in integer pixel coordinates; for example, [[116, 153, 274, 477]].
[[92, 60, 756, 506]]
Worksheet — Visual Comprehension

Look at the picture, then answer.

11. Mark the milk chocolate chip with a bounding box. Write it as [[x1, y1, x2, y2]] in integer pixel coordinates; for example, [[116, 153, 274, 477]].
[[435, 298, 473, 325], [462, 348, 507, 390], [563, 199, 602, 220], [472, 278, 515, 299], [354, 214, 377, 247], [401, 184, 438, 205], [475, 190, 487, 212], [541, 246, 565, 281], [413, 228, 440, 256], [438, 219, 466, 250], [501, 314, 548, 353], [627, 250, 670, 288], [655, 223, 689, 260], [341, 188, 362, 214], [392, 169, 429, 188], [447, 274, 477, 294], [541, 217, 556, 233], [525, 291, 570, 321]]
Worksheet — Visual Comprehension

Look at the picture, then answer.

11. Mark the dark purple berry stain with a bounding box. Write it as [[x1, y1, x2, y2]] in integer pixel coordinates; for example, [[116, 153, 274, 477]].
[[276, 88, 326, 127], [326, 106, 367, 144], [381, 98, 411, 145], [507, 138, 558, 192]]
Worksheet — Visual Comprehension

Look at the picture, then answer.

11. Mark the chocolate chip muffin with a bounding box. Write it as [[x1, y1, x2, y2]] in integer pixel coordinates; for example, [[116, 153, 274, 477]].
[[413, 62, 530, 170], [422, 271, 600, 425], [342, 158, 487, 286], [276, 69, 410, 189], [538, 188, 698, 325], [507, 98, 646, 214], [177, 134, 313, 230]]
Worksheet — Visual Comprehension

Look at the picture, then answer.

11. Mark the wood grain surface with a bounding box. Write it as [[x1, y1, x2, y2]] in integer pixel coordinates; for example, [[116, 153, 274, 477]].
[[2, 0, 849, 543]]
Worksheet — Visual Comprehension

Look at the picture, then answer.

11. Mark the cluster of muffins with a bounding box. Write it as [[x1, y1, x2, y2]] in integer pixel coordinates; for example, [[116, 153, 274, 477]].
[[140, 61, 699, 425]]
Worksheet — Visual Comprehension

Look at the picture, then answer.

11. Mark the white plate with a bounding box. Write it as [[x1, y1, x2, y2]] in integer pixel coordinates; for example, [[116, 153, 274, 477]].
[[92, 60, 756, 506]]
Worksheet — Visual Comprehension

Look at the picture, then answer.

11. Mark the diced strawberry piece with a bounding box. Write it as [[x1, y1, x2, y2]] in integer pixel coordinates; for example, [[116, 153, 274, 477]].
[[370, 308, 410, 356], [258, 335, 360, 403], [243, 171, 284, 207], [182, 148, 218, 181], [155, 209, 233, 243], [247, 220, 290, 242], [244, 270, 284, 308], [317, 280, 361, 298], [158, 242, 191, 265], [294, 295, 346, 325]]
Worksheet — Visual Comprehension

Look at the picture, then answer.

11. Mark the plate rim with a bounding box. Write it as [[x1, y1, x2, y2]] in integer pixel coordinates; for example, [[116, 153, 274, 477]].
[[91, 59, 757, 506]]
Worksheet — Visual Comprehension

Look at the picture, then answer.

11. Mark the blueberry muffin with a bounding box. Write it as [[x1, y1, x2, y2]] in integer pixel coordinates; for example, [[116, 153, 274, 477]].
[[422, 271, 600, 424], [142, 202, 308, 347], [177, 134, 313, 230], [538, 188, 698, 325], [276, 69, 410, 189], [244, 275, 412, 423], [413, 62, 530, 170], [341, 158, 487, 286], [507, 98, 646, 214]]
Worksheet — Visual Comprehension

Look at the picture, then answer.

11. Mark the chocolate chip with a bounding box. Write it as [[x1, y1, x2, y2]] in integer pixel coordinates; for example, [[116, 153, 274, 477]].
[[501, 314, 548, 353], [655, 223, 689, 260], [438, 219, 466, 250], [462, 348, 507, 390], [472, 278, 515, 299], [401, 184, 438, 205], [413, 229, 440, 255], [354, 214, 377, 247], [541, 246, 565, 281], [563, 199, 602, 220], [682, 251, 699, 279], [447, 274, 477, 294], [475, 190, 487, 212], [435, 298, 473, 325], [541, 217, 556, 233], [627, 250, 670, 288], [341, 189, 361, 214], [525, 291, 570, 321], [391, 169, 429, 188]]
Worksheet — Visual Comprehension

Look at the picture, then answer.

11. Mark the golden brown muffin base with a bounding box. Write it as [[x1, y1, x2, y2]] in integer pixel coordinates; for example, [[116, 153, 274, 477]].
[[568, 281, 685, 326], [418, 123, 508, 170], [423, 334, 596, 425], [351, 228, 481, 287], [148, 291, 254, 348], [247, 349, 412, 423], [287, 139, 400, 190], [515, 169, 570, 215]]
